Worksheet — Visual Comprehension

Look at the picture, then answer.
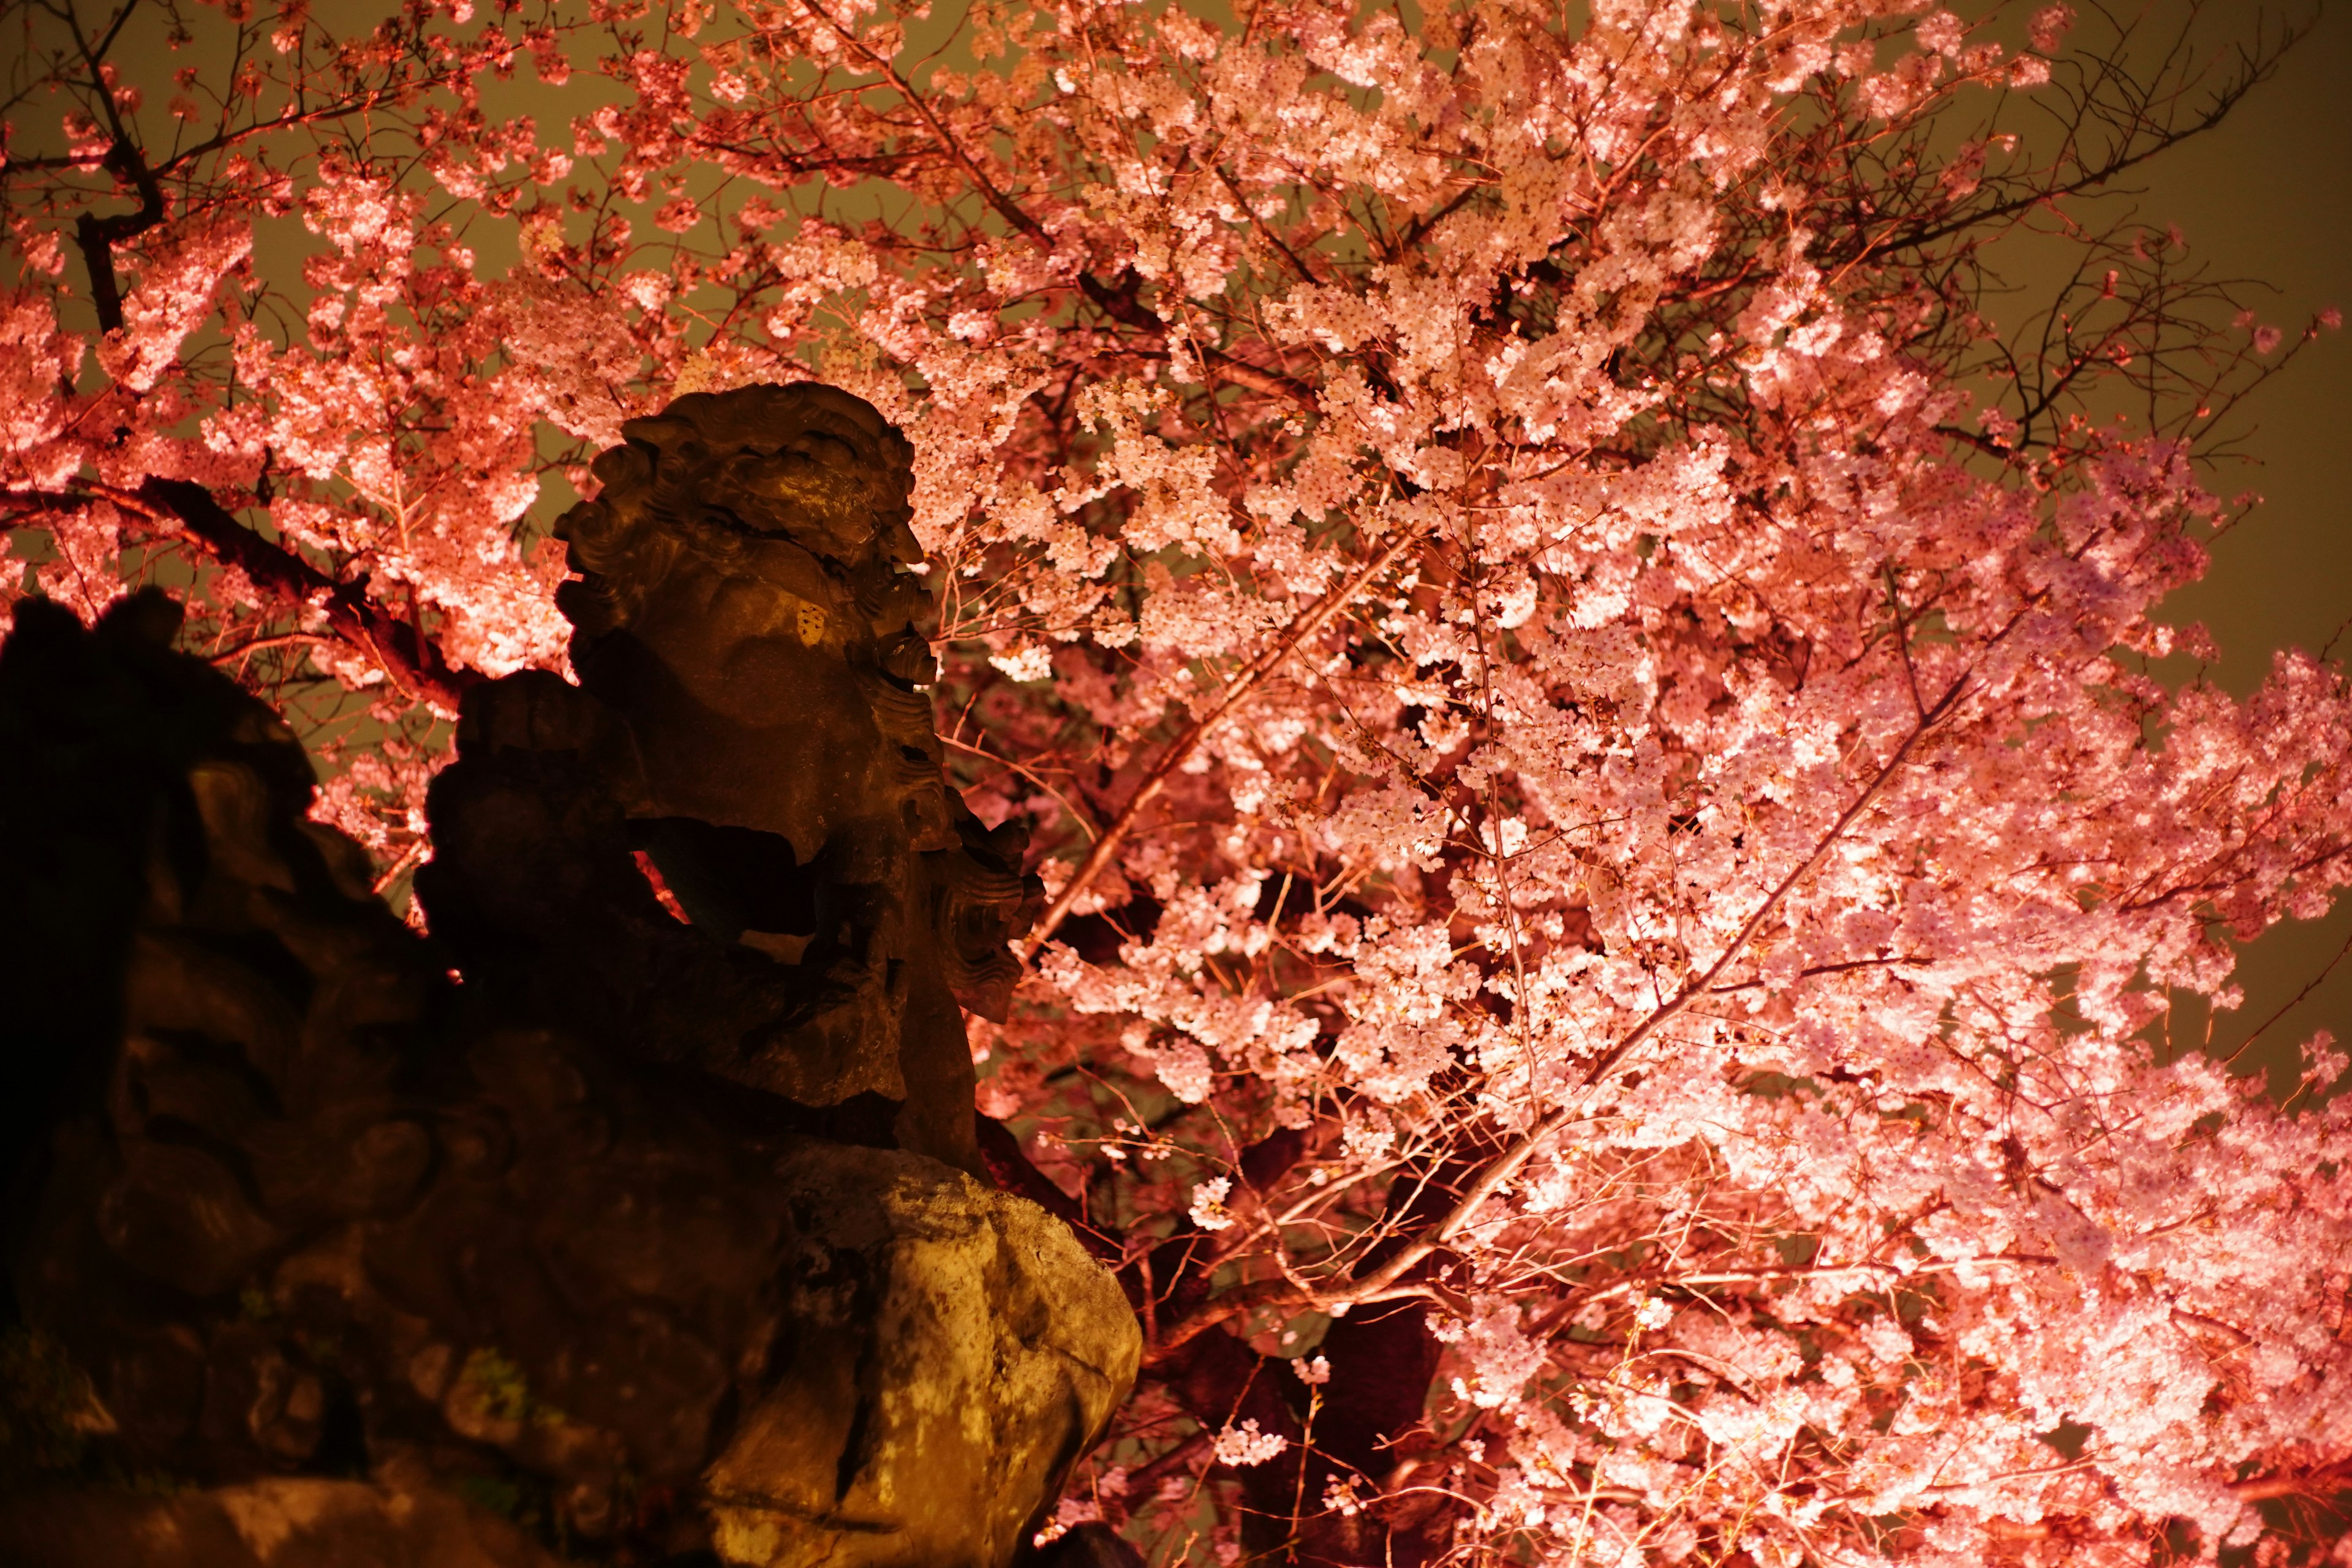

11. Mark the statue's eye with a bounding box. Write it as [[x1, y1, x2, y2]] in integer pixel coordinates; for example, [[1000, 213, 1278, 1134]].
[[799, 431, 860, 469]]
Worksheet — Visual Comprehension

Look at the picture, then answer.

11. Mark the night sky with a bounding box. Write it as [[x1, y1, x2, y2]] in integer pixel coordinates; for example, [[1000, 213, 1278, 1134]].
[[2057, 0, 2352, 1084]]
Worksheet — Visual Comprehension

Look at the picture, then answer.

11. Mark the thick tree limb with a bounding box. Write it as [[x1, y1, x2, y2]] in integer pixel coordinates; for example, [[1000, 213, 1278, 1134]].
[[137, 478, 479, 712], [2226, 1461, 2352, 1502], [7, 480, 479, 713], [72, 138, 164, 334]]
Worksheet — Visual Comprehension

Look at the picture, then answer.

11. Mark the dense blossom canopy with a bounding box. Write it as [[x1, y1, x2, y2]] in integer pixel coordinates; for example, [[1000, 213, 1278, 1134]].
[[4, 0, 2351, 1562]]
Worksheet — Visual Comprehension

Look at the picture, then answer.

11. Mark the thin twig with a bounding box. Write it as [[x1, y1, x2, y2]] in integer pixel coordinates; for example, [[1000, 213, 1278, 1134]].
[[1316, 673, 1973, 1312], [1022, 527, 1426, 962]]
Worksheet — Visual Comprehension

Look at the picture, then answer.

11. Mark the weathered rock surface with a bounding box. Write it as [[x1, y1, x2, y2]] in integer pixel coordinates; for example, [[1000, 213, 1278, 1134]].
[[0, 1479, 565, 1568], [709, 1144, 1136, 1568]]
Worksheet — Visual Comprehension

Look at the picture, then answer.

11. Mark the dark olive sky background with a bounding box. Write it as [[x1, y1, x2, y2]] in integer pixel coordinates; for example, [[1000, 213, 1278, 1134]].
[[51, 0, 2352, 1085], [2029, 0, 2352, 1086]]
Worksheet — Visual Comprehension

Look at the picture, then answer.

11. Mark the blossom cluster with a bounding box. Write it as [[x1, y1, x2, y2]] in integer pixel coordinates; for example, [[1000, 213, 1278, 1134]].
[[4, 0, 2348, 1562]]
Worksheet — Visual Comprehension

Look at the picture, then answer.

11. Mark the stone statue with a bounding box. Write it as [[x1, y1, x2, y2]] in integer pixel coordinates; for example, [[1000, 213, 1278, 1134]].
[[423, 382, 1039, 1174], [0, 386, 1138, 1568]]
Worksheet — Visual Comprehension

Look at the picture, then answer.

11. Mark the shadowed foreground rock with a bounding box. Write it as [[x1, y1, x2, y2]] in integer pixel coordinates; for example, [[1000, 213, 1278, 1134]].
[[0, 1478, 565, 1567], [1, 385, 1137, 1567]]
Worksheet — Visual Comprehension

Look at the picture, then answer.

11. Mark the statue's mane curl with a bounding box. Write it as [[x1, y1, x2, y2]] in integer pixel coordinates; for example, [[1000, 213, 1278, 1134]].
[[554, 382, 916, 639]]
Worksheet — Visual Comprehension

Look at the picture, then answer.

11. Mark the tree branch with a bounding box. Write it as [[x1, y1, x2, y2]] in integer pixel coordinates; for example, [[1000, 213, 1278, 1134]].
[[1022, 526, 1427, 962], [72, 137, 165, 334], [8, 480, 480, 713], [1312, 673, 1975, 1314]]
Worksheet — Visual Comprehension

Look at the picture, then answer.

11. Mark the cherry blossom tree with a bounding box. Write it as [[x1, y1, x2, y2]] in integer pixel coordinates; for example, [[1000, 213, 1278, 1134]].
[[6, 0, 2352, 1563]]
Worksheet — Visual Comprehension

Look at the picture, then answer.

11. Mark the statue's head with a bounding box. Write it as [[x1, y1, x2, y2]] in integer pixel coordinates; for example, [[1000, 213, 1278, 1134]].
[[556, 385, 916, 620], [538, 383, 1033, 1026], [553, 382, 938, 683], [549, 382, 950, 865]]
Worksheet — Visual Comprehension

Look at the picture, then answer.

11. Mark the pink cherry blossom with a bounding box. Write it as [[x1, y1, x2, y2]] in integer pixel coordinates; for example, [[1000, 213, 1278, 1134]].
[[4, 1, 2348, 1562]]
